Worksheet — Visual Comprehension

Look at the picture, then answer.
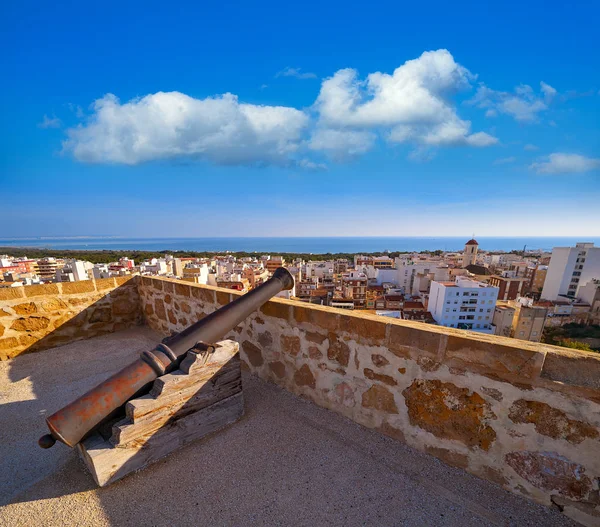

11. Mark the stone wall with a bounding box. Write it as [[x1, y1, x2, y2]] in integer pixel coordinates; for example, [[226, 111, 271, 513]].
[[0, 277, 142, 360], [139, 276, 600, 525]]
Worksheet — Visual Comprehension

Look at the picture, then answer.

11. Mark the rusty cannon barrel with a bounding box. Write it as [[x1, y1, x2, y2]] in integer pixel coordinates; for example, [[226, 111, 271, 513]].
[[38, 267, 294, 449]]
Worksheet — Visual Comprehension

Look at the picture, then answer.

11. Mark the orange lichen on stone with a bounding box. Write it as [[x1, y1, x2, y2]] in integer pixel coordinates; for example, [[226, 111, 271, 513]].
[[281, 335, 301, 356], [509, 399, 598, 444], [402, 379, 496, 450]]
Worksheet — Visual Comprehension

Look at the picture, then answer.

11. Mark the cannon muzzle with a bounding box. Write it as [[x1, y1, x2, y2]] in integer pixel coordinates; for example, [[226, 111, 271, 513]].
[[39, 267, 294, 448]]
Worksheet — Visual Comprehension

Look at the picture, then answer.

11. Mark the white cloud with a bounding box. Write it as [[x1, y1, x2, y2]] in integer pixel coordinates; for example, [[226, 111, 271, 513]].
[[276, 67, 317, 80], [38, 114, 62, 129], [388, 118, 497, 147], [308, 128, 376, 159], [524, 143, 539, 151], [540, 81, 557, 102], [469, 82, 555, 122], [529, 153, 600, 174], [493, 156, 517, 165], [314, 49, 496, 149], [63, 92, 309, 166]]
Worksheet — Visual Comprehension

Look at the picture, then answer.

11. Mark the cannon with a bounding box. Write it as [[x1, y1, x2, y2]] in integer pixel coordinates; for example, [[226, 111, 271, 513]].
[[39, 267, 294, 449]]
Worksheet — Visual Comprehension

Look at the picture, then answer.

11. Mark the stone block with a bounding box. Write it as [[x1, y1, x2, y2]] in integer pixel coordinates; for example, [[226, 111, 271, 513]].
[[61, 281, 96, 295], [293, 304, 338, 330], [216, 291, 231, 306], [25, 283, 58, 297], [41, 298, 68, 312], [402, 379, 496, 450], [364, 368, 397, 386], [509, 399, 598, 444], [0, 324, 3, 337], [0, 337, 18, 351], [294, 364, 316, 388], [112, 297, 137, 316], [13, 302, 38, 315], [541, 348, 600, 390], [327, 333, 350, 367], [95, 278, 117, 291], [425, 446, 469, 469], [258, 331, 273, 348], [155, 299, 167, 321], [261, 301, 291, 321], [339, 315, 387, 345], [444, 336, 544, 381], [114, 276, 135, 286], [388, 324, 445, 362], [191, 286, 215, 304], [268, 361, 286, 378], [152, 278, 163, 291], [0, 287, 25, 300], [281, 335, 301, 356], [305, 331, 327, 344], [11, 316, 50, 332], [89, 307, 112, 324], [174, 283, 191, 297], [362, 384, 398, 414], [505, 451, 592, 500], [371, 354, 390, 367], [242, 340, 263, 367]]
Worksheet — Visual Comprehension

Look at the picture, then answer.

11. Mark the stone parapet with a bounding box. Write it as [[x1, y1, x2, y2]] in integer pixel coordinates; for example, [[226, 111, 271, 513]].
[[138, 276, 600, 526], [0, 277, 142, 359]]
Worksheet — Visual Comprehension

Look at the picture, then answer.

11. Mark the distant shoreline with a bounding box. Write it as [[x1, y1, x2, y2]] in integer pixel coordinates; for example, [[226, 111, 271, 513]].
[[1, 236, 598, 255]]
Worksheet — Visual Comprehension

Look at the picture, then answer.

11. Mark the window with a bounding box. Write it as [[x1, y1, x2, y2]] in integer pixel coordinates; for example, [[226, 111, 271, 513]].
[[478, 316, 482, 320], [459, 316, 466, 320], [487, 308, 491, 312], [463, 292, 469, 296], [466, 315, 474, 320], [445, 308, 449, 312], [452, 309, 457, 312], [519, 331, 525, 336], [480, 309, 483, 312], [532, 331, 538, 336]]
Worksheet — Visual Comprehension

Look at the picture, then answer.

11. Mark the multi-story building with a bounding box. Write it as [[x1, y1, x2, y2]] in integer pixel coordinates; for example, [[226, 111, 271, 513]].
[[428, 277, 498, 333], [513, 305, 547, 342], [342, 271, 368, 308], [541, 242, 600, 300], [36, 258, 63, 280], [524, 264, 548, 295], [264, 256, 285, 274], [492, 304, 516, 337], [487, 275, 527, 301]]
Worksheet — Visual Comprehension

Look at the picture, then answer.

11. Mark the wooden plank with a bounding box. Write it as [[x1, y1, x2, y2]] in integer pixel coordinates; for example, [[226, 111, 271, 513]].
[[127, 366, 240, 420], [112, 378, 242, 445], [80, 392, 244, 487], [129, 361, 240, 419]]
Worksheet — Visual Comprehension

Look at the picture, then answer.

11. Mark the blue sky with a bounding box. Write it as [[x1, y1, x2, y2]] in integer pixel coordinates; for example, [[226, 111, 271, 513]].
[[1, 0, 599, 238]]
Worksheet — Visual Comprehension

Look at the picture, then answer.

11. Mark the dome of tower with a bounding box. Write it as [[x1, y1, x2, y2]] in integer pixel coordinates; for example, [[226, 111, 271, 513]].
[[465, 239, 479, 246]]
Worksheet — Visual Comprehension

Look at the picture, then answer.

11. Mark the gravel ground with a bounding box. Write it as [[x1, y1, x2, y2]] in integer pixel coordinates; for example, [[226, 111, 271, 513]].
[[0, 328, 575, 527]]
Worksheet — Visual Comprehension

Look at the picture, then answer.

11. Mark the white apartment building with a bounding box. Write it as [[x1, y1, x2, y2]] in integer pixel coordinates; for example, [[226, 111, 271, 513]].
[[541, 243, 600, 301], [429, 277, 499, 334]]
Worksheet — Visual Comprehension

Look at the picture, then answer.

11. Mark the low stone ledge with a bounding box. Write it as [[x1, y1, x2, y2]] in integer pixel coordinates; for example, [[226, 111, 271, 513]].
[[541, 348, 600, 390]]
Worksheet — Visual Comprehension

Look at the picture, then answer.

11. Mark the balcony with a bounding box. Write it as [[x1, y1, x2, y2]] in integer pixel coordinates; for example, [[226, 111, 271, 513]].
[[1, 276, 599, 525]]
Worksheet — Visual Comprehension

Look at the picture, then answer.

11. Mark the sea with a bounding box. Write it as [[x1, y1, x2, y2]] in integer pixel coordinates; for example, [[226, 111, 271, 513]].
[[1, 237, 598, 254]]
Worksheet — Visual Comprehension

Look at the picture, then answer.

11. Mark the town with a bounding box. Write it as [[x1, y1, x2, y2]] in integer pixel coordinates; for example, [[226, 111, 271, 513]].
[[2, 239, 598, 350]]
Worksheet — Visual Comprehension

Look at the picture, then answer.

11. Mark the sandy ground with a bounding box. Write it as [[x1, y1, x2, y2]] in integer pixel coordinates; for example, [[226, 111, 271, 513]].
[[0, 327, 575, 527]]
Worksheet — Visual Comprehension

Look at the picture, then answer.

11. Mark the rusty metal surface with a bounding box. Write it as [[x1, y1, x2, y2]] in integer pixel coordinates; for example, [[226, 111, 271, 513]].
[[39, 267, 294, 448]]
